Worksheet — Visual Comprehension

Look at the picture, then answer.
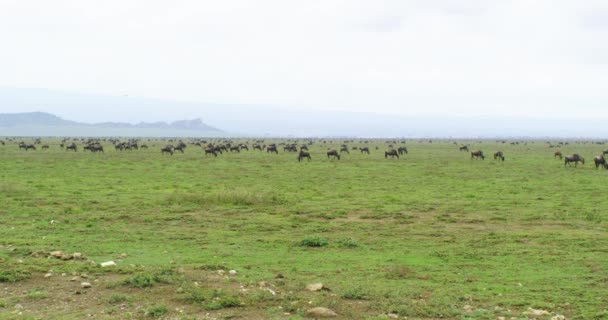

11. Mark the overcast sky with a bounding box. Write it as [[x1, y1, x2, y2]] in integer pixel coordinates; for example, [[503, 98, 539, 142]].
[[1, 0, 607, 119]]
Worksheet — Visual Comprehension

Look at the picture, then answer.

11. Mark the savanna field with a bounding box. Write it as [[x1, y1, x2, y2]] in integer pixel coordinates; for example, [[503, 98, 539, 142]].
[[0, 139, 607, 320]]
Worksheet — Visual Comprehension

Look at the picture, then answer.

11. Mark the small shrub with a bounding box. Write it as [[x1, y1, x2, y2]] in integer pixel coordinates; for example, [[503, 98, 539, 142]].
[[145, 305, 168, 317], [123, 273, 160, 288], [0, 270, 31, 283], [108, 294, 128, 304], [299, 236, 329, 247], [206, 295, 242, 310], [340, 287, 368, 300], [26, 289, 47, 300]]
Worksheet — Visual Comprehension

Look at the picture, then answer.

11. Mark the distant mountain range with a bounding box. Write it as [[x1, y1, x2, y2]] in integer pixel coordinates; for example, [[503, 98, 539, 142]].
[[0, 112, 221, 137], [2, 87, 608, 138]]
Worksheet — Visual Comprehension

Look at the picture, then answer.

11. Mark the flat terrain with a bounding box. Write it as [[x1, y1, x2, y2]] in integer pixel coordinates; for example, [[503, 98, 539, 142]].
[[0, 139, 607, 319]]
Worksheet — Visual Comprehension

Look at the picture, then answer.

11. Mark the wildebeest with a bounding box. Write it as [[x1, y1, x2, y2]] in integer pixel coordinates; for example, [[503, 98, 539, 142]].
[[161, 145, 174, 155], [204, 148, 218, 157], [230, 146, 240, 153], [340, 146, 349, 154], [327, 149, 340, 160], [603, 150, 608, 156], [594, 155, 606, 169], [493, 151, 505, 161], [65, 143, 77, 152], [84, 144, 104, 153], [471, 150, 485, 160], [564, 154, 584, 167], [459, 146, 469, 152], [554, 151, 563, 159], [41, 144, 50, 150], [23, 144, 36, 151], [140, 144, 149, 149], [298, 150, 311, 162], [360, 147, 370, 154], [266, 144, 279, 154], [385, 149, 399, 159], [173, 145, 185, 153], [398, 147, 408, 155]]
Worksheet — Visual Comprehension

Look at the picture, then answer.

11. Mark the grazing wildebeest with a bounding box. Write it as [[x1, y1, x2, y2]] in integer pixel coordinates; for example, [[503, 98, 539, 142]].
[[298, 150, 311, 162], [267, 145, 279, 154], [594, 155, 606, 169], [239, 144, 249, 151], [471, 150, 485, 160], [564, 154, 584, 167], [360, 147, 370, 154], [398, 147, 408, 155], [327, 149, 340, 160], [300, 145, 308, 151], [174, 145, 185, 153], [161, 145, 174, 155], [493, 151, 505, 161], [140, 144, 149, 149], [554, 151, 563, 159], [284, 144, 298, 152], [603, 150, 608, 156], [385, 149, 399, 159], [230, 146, 240, 153], [340, 146, 349, 154], [66, 143, 77, 152], [204, 148, 218, 157], [24, 144, 36, 151], [459, 146, 469, 152], [253, 144, 263, 151], [41, 144, 50, 150]]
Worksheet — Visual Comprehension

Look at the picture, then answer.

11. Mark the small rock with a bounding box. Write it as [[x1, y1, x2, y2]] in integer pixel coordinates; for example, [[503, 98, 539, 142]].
[[117, 253, 127, 259], [49, 250, 63, 258], [81, 282, 92, 289], [44, 273, 53, 278], [551, 315, 566, 320], [228, 270, 237, 276], [70, 276, 79, 282], [73, 252, 83, 260], [14, 303, 24, 310], [306, 283, 324, 292], [60, 253, 74, 260], [463, 305, 473, 312], [100, 261, 116, 267], [305, 307, 338, 318], [387, 313, 399, 319], [217, 270, 225, 275]]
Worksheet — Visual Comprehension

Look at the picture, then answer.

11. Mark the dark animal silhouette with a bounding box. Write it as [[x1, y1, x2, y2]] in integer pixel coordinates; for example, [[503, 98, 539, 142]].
[[471, 150, 485, 160], [385, 149, 399, 159], [266, 145, 279, 154], [360, 147, 370, 154], [459, 146, 469, 152], [564, 154, 584, 167], [340, 146, 349, 154], [554, 151, 563, 159], [66, 143, 77, 152], [398, 147, 408, 155], [594, 155, 606, 169], [204, 148, 218, 157], [298, 150, 311, 162], [161, 145, 174, 155], [493, 151, 505, 161], [327, 149, 340, 160]]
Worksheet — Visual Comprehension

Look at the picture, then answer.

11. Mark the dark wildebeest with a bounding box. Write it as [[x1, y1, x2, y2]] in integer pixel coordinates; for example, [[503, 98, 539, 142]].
[[253, 144, 263, 151], [230, 146, 240, 153], [140, 144, 149, 149], [24, 144, 36, 151], [161, 145, 174, 155], [84, 144, 104, 153], [564, 154, 584, 167], [459, 146, 469, 152], [204, 148, 218, 157], [602, 150, 608, 156], [327, 149, 340, 160], [593, 155, 606, 169], [385, 149, 399, 159], [41, 144, 50, 150], [267, 145, 279, 154], [298, 150, 311, 162], [66, 143, 77, 152], [360, 147, 370, 154], [174, 145, 185, 153], [398, 147, 408, 155], [493, 151, 505, 161], [554, 151, 563, 159], [471, 150, 485, 160], [340, 146, 349, 154], [239, 144, 249, 151]]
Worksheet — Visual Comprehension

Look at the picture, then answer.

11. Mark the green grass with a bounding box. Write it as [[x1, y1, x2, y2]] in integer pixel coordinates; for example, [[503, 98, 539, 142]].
[[0, 138, 607, 319]]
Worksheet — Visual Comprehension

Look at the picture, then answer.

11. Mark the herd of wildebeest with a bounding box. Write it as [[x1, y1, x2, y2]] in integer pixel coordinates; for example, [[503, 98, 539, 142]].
[[3, 137, 608, 169]]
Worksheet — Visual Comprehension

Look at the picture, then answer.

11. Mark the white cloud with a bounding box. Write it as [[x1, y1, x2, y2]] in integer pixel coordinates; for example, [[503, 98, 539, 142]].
[[0, 0, 607, 118]]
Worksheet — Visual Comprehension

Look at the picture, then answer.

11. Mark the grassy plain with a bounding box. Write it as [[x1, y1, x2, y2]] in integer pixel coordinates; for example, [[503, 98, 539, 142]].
[[0, 138, 607, 319]]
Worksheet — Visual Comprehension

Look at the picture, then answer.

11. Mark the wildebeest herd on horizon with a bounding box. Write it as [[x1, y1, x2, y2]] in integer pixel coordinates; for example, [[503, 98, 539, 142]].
[[4, 137, 608, 169]]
